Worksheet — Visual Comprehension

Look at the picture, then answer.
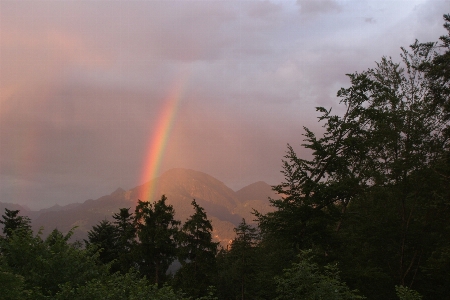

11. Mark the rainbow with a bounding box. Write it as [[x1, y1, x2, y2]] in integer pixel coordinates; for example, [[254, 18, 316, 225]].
[[139, 74, 189, 202]]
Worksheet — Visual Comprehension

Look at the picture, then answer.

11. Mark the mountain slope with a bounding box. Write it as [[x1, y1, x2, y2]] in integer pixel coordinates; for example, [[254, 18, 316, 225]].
[[8, 169, 277, 245], [234, 181, 277, 222]]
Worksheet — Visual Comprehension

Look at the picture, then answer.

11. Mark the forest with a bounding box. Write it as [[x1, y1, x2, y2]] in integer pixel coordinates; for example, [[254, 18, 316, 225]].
[[1, 14, 450, 300]]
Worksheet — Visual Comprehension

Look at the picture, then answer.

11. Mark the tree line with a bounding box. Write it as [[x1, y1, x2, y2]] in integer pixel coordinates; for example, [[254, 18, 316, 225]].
[[1, 13, 450, 300]]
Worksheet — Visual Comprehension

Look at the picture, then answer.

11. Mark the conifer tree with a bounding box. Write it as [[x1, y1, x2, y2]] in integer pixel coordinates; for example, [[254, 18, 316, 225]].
[[174, 200, 218, 298], [0, 208, 31, 239], [112, 207, 136, 273], [134, 195, 180, 285], [216, 219, 261, 300], [85, 220, 118, 267]]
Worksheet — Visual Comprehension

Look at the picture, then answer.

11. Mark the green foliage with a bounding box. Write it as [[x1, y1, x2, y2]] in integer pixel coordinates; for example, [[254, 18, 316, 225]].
[[174, 200, 218, 298], [113, 208, 135, 244], [395, 286, 422, 300], [0, 256, 30, 300], [134, 195, 180, 285], [275, 250, 365, 300], [0, 271, 29, 300], [85, 208, 137, 274], [1, 226, 108, 297], [418, 14, 450, 122], [0, 208, 31, 238], [195, 286, 219, 300], [216, 219, 264, 300], [256, 14, 450, 300], [86, 220, 119, 266], [2, 15, 450, 300], [112, 207, 136, 273], [55, 270, 189, 300]]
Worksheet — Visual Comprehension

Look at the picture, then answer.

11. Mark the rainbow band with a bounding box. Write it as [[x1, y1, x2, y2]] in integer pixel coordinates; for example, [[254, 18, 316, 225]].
[[139, 73, 189, 202]]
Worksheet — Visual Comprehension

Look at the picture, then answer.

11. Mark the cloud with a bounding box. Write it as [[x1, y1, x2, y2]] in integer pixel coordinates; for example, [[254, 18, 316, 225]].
[[0, 0, 446, 208], [297, 0, 342, 15], [365, 17, 376, 23]]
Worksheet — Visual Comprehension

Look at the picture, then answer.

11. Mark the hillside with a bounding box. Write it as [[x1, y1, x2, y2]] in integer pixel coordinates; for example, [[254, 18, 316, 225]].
[[1, 168, 276, 245]]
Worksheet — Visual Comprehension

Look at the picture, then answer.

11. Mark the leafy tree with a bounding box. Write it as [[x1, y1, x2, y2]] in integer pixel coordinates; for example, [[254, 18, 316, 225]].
[[418, 14, 450, 123], [0, 256, 30, 300], [2, 227, 108, 298], [174, 200, 218, 298], [55, 270, 189, 300], [275, 250, 365, 300], [395, 285, 422, 300], [0, 208, 31, 238], [134, 195, 180, 285]]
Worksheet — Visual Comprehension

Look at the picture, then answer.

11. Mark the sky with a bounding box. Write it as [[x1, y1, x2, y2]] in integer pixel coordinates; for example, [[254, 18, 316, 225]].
[[0, 0, 449, 209]]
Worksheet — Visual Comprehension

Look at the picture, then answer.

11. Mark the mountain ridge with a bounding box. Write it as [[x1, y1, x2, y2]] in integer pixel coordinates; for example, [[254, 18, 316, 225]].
[[0, 168, 278, 245]]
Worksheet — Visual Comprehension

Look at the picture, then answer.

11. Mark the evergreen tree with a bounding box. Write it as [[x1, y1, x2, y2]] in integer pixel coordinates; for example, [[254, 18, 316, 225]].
[[174, 200, 218, 298], [216, 219, 262, 300], [134, 195, 180, 285], [0, 209, 31, 239], [85, 220, 119, 267], [112, 207, 136, 273], [257, 21, 450, 299]]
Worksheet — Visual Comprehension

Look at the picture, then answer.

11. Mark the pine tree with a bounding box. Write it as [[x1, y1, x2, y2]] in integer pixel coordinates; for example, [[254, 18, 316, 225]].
[[112, 207, 136, 273], [216, 219, 261, 300], [85, 220, 118, 267], [174, 200, 218, 298], [0, 208, 31, 239], [134, 195, 180, 285]]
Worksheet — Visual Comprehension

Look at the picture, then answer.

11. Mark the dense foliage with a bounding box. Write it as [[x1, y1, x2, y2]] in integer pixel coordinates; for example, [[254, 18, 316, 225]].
[[1, 13, 450, 300]]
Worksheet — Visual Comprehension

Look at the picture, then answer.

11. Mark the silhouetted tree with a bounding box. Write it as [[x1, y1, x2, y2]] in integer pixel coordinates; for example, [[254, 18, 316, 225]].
[[85, 220, 118, 267], [134, 195, 180, 285], [174, 200, 218, 298], [0, 208, 31, 239], [112, 207, 136, 273]]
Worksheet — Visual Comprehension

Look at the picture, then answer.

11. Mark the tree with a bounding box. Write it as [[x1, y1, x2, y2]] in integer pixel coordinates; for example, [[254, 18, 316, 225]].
[[113, 208, 136, 250], [0, 255, 30, 300], [395, 285, 422, 300], [275, 250, 365, 300], [418, 14, 450, 123], [0, 209, 31, 239], [1, 226, 108, 298], [258, 28, 450, 299], [174, 200, 218, 298], [232, 219, 260, 300], [85, 208, 137, 274], [55, 270, 190, 300], [112, 207, 136, 273], [85, 220, 119, 267], [216, 219, 263, 300], [134, 195, 180, 285]]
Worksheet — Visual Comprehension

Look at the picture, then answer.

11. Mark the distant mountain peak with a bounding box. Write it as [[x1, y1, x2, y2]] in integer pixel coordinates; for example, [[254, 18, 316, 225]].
[[236, 181, 278, 202], [111, 187, 126, 196], [20, 168, 275, 247]]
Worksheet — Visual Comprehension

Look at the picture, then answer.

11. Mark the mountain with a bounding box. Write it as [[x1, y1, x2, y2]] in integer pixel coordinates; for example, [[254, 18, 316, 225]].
[[235, 181, 278, 203], [234, 181, 279, 222], [2, 168, 277, 245]]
